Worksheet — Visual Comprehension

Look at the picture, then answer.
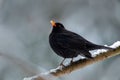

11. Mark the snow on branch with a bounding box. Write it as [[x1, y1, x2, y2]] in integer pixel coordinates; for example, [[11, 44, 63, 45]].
[[23, 41, 120, 80]]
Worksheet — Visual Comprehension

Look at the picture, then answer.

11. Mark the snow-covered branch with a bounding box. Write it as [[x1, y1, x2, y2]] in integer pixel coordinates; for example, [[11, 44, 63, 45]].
[[24, 41, 120, 80]]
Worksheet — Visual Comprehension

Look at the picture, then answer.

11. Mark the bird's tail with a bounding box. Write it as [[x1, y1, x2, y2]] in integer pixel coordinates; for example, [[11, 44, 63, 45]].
[[87, 43, 114, 50], [94, 45, 113, 50]]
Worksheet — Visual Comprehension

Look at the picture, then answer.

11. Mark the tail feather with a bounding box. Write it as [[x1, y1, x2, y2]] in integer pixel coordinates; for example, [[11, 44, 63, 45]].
[[87, 44, 114, 50], [93, 45, 113, 50]]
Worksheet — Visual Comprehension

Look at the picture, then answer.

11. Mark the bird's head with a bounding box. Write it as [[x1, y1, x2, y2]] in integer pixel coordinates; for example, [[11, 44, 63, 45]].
[[50, 20, 65, 29]]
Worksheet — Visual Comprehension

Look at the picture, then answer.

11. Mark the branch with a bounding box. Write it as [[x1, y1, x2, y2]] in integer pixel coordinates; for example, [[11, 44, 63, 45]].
[[24, 41, 120, 80]]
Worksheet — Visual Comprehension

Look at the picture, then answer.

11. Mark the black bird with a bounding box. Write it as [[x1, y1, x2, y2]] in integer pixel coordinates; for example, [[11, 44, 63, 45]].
[[49, 20, 113, 66]]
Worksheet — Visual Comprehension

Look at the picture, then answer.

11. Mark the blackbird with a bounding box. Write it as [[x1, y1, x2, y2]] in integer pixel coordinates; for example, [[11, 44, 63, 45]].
[[49, 20, 113, 66]]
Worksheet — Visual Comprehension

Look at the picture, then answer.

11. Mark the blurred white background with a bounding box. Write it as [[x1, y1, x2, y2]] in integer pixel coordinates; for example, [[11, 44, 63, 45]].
[[0, 0, 120, 80]]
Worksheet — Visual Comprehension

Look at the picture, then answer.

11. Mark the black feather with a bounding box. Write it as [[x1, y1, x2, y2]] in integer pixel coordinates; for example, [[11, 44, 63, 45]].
[[49, 22, 113, 59]]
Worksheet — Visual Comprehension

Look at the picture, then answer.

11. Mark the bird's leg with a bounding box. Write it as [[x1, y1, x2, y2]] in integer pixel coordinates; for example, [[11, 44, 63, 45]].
[[60, 58, 65, 67], [70, 58, 74, 64]]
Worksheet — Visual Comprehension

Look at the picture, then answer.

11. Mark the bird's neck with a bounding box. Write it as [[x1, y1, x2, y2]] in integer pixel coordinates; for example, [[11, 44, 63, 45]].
[[52, 27, 65, 33]]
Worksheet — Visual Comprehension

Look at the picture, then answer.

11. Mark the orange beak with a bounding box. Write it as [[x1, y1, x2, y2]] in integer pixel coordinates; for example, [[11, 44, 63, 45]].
[[50, 20, 56, 27]]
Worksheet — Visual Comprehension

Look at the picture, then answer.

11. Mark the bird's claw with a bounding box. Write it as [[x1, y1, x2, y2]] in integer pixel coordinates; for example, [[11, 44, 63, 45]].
[[70, 58, 74, 64], [60, 63, 65, 67], [70, 61, 73, 64]]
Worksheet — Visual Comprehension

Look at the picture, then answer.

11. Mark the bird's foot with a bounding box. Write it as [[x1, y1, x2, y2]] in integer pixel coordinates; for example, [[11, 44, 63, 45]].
[[59, 63, 65, 67], [70, 58, 74, 64], [59, 58, 66, 67]]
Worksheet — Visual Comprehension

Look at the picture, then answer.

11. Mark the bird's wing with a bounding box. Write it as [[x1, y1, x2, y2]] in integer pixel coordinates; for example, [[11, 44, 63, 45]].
[[55, 31, 88, 50]]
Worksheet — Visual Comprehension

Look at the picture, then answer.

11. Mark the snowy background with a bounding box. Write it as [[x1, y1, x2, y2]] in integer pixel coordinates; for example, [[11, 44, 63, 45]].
[[0, 0, 120, 80]]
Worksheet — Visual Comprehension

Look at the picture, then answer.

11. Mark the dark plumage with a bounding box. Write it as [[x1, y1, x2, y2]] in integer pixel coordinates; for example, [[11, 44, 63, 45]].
[[49, 20, 113, 66]]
